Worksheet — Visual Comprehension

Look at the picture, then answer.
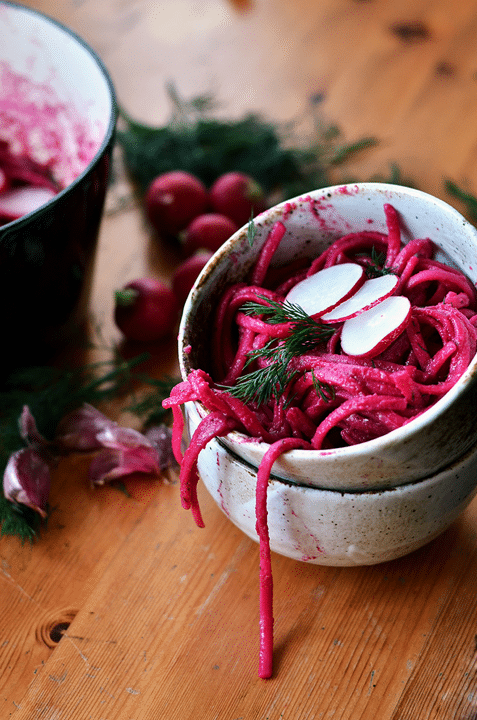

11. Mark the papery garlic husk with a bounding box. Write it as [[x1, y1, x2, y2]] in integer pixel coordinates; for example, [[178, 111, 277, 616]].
[[3, 447, 50, 517]]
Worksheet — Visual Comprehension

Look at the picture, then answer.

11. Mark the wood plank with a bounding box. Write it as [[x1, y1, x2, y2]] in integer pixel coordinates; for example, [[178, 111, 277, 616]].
[[0, 453, 172, 714], [9, 480, 477, 718], [391, 507, 477, 720], [4, 0, 477, 717]]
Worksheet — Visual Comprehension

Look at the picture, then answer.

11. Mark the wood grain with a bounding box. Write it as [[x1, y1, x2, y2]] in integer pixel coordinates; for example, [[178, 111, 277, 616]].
[[3, 0, 477, 717]]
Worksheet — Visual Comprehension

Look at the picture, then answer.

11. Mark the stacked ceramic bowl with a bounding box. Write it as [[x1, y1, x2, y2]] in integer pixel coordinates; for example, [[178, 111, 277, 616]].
[[179, 183, 477, 566]]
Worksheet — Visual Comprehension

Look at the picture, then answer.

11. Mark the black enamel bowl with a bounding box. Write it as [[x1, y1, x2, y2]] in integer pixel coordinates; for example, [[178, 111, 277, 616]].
[[0, 2, 117, 370]]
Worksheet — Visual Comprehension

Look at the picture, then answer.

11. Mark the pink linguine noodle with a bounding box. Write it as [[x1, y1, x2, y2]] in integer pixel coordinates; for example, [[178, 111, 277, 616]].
[[163, 202, 477, 678]]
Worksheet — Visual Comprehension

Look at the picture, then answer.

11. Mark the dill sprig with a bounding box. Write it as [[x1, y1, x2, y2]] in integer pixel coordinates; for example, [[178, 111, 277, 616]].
[[242, 296, 329, 331], [117, 83, 378, 198], [327, 136, 378, 165], [243, 297, 335, 353], [365, 162, 416, 188], [247, 213, 257, 247], [126, 374, 178, 426], [222, 297, 334, 405], [0, 499, 41, 544], [445, 179, 477, 224], [227, 357, 294, 407], [311, 369, 335, 403], [361, 246, 395, 279]]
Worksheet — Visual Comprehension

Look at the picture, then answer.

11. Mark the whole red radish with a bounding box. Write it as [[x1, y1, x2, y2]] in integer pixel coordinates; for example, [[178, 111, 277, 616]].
[[114, 278, 179, 342], [182, 213, 238, 255], [145, 171, 208, 237], [209, 171, 266, 227], [173, 251, 213, 306]]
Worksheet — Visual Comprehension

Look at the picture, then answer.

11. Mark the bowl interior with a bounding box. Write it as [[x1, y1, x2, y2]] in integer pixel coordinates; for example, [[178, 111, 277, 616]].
[[0, 2, 115, 190], [180, 183, 477, 490]]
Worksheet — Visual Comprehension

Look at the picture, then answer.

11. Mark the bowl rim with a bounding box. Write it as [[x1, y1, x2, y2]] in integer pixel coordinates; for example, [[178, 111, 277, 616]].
[[206, 419, 477, 496], [179, 181, 477, 463], [0, 0, 117, 231]]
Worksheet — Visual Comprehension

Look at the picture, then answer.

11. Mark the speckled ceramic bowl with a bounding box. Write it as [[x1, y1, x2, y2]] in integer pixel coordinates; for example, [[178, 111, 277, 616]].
[[185, 398, 477, 566], [0, 2, 116, 369], [180, 183, 477, 492]]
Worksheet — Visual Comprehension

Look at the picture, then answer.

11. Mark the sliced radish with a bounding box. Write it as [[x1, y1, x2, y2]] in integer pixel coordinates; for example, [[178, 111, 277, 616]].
[[285, 263, 365, 317], [321, 273, 399, 323], [0, 186, 57, 222], [341, 295, 411, 358]]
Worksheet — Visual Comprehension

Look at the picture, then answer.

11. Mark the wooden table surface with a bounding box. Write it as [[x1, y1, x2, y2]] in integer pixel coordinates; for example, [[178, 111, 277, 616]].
[[4, 0, 477, 717]]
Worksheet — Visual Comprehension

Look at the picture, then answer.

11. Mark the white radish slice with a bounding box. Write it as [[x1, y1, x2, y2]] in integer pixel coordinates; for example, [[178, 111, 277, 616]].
[[285, 263, 365, 317], [341, 295, 411, 358], [0, 186, 57, 221], [321, 273, 399, 323]]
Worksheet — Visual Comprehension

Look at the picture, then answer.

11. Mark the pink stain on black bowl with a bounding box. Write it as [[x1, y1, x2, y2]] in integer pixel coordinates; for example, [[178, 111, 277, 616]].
[[0, 2, 117, 371]]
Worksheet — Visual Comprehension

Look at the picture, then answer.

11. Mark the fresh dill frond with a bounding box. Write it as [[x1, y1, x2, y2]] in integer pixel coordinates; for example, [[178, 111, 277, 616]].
[[328, 136, 378, 166], [284, 316, 335, 355], [241, 298, 285, 322], [242, 296, 334, 343], [247, 213, 256, 247], [445, 179, 477, 223], [165, 81, 219, 122], [225, 359, 294, 406], [245, 338, 279, 365], [0, 497, 41, 543], [368, 162, 416, 188], [243, 296, 325, 326], [357, 246, 394, 279], [311, 369, 335, 403], [117, 85, 378, 198], [126, 374, 179, 426], [223, 296, 334, 405]]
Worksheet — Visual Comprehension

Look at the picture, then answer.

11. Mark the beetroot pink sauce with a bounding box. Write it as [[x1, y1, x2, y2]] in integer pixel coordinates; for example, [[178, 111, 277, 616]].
[[0, 62, 102, 222]]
